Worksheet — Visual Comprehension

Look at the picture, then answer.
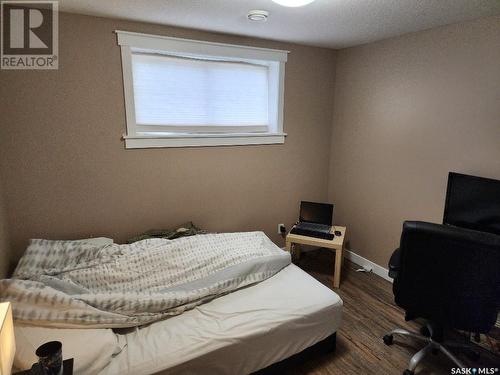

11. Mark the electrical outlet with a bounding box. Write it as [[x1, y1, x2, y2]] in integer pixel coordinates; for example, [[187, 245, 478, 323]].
[[278, 223, 286, 234]]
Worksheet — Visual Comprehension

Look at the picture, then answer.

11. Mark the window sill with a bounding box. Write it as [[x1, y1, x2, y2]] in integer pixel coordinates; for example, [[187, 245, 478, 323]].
[[122, 133, 287, 149]]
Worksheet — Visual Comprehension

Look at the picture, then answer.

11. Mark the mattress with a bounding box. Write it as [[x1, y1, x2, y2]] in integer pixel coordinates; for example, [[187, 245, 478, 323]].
[[101, 263, 343, 375]]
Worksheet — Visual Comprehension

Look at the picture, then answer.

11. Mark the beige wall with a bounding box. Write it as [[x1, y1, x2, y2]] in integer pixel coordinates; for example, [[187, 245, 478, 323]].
[[0, 178, 10, 278], [2, 11, 498, 272], [0, 12, 336, 262], [328, 15, 500, 267]]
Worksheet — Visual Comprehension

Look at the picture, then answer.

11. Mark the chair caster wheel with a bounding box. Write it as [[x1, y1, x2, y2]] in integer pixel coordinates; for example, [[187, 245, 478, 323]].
[[466, 350, 480, 362], [420, 326, 431, 337], [403, 370, 414, 375], [383, 334, 394, 345]]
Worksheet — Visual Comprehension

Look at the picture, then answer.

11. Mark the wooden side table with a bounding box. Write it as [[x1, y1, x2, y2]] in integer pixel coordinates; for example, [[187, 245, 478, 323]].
[[286, 226, 347, 289]]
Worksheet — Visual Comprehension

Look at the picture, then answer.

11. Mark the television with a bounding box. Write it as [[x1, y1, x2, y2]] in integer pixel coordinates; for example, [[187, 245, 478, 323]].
[[443, 172, 500, 235]]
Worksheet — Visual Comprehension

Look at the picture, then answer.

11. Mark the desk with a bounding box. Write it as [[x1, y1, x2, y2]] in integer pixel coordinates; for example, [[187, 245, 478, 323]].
[[285, 226, 347, 289]]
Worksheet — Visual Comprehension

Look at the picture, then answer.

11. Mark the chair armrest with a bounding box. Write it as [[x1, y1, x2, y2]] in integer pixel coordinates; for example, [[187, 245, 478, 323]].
[[388, 247, 401, 279]]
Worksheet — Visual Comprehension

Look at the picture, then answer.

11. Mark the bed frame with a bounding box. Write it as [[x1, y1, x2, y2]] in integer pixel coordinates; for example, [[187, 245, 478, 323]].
[[254, 333, 337, 374]]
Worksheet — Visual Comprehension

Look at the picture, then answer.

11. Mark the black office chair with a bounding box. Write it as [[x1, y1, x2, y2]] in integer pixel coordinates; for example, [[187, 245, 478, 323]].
[[384, 221, 500, 375]]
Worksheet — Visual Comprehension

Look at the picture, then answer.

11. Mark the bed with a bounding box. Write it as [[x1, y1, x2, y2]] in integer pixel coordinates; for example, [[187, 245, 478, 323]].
[[102, 263, 342, 375], [7, 234, 343, 374]]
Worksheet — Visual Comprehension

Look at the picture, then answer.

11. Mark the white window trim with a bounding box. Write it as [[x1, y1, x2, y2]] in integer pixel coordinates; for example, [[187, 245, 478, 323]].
[[116, 30, 289, 149]]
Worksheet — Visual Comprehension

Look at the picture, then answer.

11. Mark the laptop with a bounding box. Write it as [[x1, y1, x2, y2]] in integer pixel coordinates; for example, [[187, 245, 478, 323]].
[[290, 201, 334, 240]]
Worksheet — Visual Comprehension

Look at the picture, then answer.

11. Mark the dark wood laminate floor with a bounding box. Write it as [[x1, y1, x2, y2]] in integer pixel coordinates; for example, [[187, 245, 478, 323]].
[[280, 248, 499, 375]]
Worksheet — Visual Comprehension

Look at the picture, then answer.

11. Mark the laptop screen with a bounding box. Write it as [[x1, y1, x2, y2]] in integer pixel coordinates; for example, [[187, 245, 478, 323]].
[[299, 201, 333, 226]]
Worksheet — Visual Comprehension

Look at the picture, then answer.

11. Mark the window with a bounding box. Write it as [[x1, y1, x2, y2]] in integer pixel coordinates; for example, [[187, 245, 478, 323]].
[[116, 31, 288, 149]]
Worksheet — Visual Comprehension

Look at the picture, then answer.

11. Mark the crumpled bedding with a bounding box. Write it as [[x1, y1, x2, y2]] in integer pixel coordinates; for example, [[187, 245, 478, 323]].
[[1, 231, 290, 328]]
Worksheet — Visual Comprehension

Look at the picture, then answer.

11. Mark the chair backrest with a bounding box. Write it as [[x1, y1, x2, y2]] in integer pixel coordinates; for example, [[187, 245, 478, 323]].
[[394, 221, 500, 333]]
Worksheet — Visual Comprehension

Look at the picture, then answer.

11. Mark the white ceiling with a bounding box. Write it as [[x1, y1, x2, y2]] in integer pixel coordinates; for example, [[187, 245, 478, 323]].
[[58, 0, 500, 49]]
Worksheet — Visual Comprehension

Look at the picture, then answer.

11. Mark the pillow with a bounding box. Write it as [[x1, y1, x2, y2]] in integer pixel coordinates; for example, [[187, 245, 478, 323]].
[[13, 237, 115, 279], [14, 324, 125, 375]]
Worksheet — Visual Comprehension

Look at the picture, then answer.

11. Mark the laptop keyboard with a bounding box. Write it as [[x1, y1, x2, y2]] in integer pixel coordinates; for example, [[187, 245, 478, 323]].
[[296, 222, 331, 233], [290, 226, 334, 240]]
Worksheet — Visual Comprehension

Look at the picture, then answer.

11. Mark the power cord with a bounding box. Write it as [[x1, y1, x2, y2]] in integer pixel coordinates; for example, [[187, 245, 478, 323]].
[[355, 265, 373, 273]]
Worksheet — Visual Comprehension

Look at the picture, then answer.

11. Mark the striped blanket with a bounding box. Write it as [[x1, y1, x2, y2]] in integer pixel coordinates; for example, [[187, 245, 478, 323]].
[[0, 232, 290, 328]]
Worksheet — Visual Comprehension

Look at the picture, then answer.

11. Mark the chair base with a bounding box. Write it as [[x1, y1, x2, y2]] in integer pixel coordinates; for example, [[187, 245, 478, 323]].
[[383, 326, 471, 374]]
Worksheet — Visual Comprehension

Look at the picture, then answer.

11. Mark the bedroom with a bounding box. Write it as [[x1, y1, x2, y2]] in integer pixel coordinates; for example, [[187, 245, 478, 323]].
[[0, 0, 499, 374]]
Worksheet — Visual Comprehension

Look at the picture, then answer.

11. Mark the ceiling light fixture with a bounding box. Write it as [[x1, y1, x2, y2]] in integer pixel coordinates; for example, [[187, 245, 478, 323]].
[[247, 10, 269, 22], [271, 0, 315, 7]]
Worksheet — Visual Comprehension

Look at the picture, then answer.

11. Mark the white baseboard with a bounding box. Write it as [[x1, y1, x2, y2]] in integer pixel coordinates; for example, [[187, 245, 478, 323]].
[[344, 249, 393, 283], [281, 245, 393, 283]]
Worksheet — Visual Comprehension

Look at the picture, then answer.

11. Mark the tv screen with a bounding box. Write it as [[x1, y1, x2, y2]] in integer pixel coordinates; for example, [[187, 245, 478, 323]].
[[443, 172, 500, 235]]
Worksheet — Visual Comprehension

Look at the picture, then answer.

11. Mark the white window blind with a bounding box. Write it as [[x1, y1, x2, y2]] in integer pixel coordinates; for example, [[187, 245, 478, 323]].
[[131, 53, 270, 133], [116, 31, 288, 148]]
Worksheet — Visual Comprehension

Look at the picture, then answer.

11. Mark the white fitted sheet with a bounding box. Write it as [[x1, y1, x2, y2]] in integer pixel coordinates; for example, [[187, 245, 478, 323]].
[[101, 264, 343, 375]]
